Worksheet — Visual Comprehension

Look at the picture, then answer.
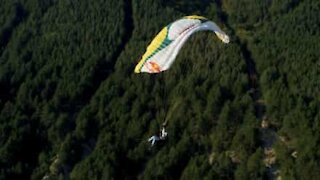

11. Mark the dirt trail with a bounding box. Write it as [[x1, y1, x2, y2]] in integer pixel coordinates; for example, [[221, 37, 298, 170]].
[[239, 32, 279, 180], [241, 42, 278, 179], [215, 1, 279, 179]]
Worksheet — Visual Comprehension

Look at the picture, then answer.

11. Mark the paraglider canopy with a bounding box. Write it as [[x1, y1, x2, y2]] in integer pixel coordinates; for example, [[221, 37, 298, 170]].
[[134, 15, 229, 74]]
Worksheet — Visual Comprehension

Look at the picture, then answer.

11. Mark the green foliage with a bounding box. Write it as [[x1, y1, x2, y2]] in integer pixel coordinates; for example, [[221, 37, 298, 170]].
[[245, 0, 320, 178], [224, 0, 270, 28], [0, 0, 318, 179]]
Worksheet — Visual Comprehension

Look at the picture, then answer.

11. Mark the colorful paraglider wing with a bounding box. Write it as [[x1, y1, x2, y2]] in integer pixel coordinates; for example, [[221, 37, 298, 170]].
[[134, 16, 229, 73]]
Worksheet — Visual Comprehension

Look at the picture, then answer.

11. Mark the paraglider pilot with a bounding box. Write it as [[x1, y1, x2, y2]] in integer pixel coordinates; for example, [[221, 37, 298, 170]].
[[148, 126, 168, 146]]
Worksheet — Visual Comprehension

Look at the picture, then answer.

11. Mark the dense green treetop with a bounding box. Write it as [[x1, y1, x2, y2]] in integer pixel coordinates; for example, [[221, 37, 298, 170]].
[[0, 0, 318, 179]]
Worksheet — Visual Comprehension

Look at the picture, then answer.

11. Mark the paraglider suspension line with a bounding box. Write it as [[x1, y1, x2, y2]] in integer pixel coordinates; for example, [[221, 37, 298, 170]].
[[160, 73, 169, 127]]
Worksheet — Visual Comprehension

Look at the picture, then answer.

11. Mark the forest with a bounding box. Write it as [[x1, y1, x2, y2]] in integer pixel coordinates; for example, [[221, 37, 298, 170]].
[[0, 0, 319, 179]]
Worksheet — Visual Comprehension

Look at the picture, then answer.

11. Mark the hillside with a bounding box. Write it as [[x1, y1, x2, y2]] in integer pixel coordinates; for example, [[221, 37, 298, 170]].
[[0, 0, 319, 179]]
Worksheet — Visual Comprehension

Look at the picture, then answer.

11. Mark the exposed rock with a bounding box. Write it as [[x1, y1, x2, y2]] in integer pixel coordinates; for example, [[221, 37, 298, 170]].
[[264, 148, 276, 167], [209, 152, 216, 165], [49, 155, 60, 175], [261, 119, 269, 128], [226, 150, 241, 164], [291, 151, 298, 158]]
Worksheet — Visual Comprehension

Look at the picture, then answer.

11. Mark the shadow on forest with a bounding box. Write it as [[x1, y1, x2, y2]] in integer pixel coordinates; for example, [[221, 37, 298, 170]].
[[80, 0, 134, 104], [0, 3, 28, 109], [0, 3, 28, 56]]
